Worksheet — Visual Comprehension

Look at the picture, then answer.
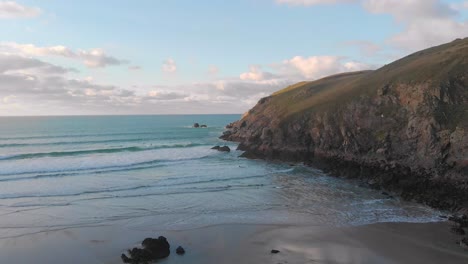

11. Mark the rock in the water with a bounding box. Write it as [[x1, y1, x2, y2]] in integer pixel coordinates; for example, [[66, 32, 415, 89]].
[[201, 124, 207, 128], [176, 246, 185, 255], [271, 249, 280, 254], [121, 236, 170, 263], [218, 146, 231, 152], [211, 146, 220, 150], [193, 123, 200, 128], [451, 226, 466, 236]]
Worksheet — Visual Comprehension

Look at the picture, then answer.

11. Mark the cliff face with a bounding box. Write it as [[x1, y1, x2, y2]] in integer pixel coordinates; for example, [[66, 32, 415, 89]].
[[222, 39, 468, 212]]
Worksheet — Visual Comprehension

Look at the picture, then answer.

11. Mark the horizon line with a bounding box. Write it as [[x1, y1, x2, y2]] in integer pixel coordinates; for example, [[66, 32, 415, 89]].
[[0, 113, 243, 118]]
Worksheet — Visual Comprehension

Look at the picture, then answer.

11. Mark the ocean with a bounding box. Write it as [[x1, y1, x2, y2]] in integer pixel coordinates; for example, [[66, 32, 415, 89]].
[[0, 115, 442, 241]]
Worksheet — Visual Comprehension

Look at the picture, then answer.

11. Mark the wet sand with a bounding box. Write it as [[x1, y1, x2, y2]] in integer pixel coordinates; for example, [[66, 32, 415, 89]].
[[0, 220, 466, 263]]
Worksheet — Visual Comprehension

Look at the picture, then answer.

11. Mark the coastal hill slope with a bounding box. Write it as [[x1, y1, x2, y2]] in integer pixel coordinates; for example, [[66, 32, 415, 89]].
[[222, 38, 468, 211]]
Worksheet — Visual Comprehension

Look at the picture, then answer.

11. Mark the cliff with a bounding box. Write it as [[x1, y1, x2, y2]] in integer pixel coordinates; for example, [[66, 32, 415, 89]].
[[222, 38, 468, 212]]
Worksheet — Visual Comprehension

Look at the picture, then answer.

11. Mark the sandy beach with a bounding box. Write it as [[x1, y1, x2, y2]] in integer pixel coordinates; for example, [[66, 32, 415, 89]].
[[0, 220, 466, 264]]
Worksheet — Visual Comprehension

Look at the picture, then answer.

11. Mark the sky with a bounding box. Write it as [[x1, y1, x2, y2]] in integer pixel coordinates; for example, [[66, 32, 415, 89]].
[[0, 0, 467, 115]]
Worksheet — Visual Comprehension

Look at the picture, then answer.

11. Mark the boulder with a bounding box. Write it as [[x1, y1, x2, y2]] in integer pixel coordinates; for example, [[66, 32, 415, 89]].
[[201, 125, 207, 128], [121, 236, 170, 263], [193, 123, 200, 128], [211, 146, 220, 150], [176, 246, 185, 255]]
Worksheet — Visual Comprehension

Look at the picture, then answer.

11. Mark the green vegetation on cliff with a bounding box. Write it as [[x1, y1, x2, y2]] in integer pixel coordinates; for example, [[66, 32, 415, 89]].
[[248, 38, 468, 129]]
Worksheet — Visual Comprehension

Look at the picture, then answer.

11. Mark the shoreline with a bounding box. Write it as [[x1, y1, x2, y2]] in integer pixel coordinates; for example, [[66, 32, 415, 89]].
[[229, 140, 468, 214], [0, 220, 467, 263]]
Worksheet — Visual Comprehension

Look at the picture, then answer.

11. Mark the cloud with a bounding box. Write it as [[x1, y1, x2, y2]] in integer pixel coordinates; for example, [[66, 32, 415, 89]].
[[0, 42, 129, 68], [0, 1, 41, 19], [162, 58, 177, 73], [277, 55, 371, 79], [277, 0, 468, 52], [146, 90, 187, 101], [78, 48, 128, 68], [0, 54, 139, 115], [276, 0, 357, 6], [240, 65, 276, 81], [362, 0, 468, 51], [0, 45, 372, 115], [0, 54, 75, 75]]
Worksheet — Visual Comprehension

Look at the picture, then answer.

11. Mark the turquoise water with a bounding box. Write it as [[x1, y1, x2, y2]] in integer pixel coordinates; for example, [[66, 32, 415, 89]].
[[0, 115, 441, 239]]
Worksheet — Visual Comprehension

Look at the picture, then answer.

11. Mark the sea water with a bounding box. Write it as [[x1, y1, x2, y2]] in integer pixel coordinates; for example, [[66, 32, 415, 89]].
[[0, 115, 442, 240]]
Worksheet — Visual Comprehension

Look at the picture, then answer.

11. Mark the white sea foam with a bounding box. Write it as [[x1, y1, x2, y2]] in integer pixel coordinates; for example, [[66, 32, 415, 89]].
[[0, 146, 215, 176]]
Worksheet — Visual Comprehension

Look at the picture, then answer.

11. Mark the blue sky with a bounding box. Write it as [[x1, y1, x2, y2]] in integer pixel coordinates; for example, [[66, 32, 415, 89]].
[[0, 0, 467, 115]]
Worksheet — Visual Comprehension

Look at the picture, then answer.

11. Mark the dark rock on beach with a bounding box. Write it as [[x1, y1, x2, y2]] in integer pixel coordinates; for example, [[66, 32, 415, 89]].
[[121, 236, 170, 263], [220, 38, 468, 212], [176, 246, 185, 255], [271, 249, 280, 254]]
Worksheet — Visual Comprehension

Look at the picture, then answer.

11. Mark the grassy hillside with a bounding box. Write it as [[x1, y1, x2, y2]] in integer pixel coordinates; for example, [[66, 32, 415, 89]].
[[252, 38, 468, 122]]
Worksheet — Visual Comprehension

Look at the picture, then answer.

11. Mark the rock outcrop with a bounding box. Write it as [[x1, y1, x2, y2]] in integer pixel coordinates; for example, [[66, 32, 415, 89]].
[[121, 236, 170, 263], [222, 38, 468, 212]]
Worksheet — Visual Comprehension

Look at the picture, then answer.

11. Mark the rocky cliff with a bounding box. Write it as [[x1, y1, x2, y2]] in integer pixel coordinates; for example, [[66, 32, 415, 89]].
[[222, 38, 468, 212]]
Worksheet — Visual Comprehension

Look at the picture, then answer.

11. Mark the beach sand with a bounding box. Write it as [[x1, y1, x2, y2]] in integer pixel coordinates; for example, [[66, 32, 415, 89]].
[[0, 220, 466, 263]]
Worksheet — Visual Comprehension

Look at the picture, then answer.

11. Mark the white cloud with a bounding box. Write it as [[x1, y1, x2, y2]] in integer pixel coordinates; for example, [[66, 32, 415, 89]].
[[276, 0, 357, 6], [240, 65, 276, 81], [0, 54, 139, 115], [78, 48, 128, 68], [277, 0, 468, 52], [278, 55, 371, 79], [162, 58, 177, 73], [146, 90, 186, 100], [0, 1, 41, 19], [0, 42, 129, 68], [363, 0, 468, 51]]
